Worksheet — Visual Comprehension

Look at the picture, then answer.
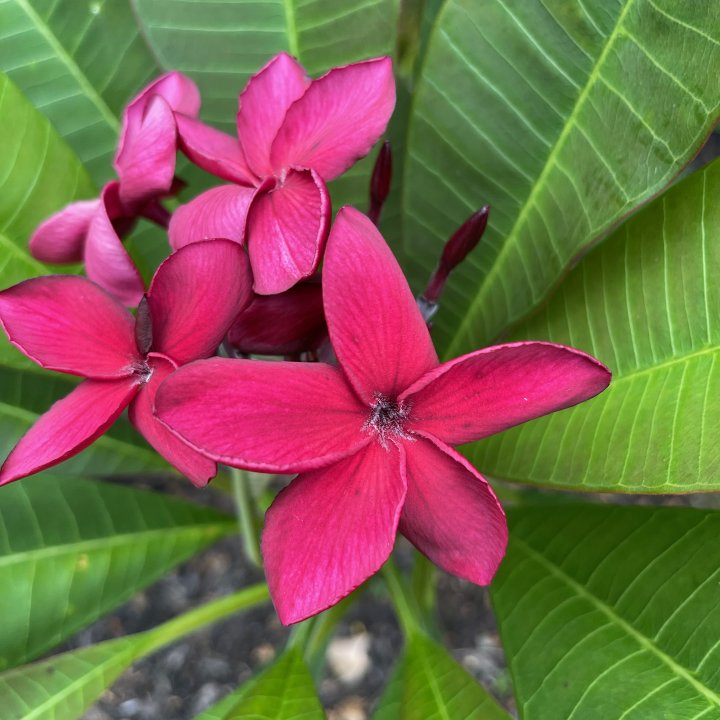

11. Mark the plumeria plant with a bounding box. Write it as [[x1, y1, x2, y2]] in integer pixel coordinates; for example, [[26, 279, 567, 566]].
[[0, 2, 719, 719]]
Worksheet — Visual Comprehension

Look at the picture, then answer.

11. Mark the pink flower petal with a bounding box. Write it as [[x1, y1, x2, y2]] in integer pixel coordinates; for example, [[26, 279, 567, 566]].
[[115, 71, 200, 174], [262, 442, 406, 624], [168, 184, 258, 250], [400, 436, 507, 585], [155, 357, 368, 473], [29, 199, 98, 264], [402, 341, 612, 445], [323, 207, 438, 403], [271, 57, 395, 180], [176, 114, 255, 184], [128, 353, 216, 487], [0, 377, 140, 485], [227, 278, 326, 356], [247, 168, 330, 294], [237, 52, 309, 177], [146, 239, 253, 364], [84, 183, 145, 307], [0, 276, 140, 379], [117, 95, 178, 208]]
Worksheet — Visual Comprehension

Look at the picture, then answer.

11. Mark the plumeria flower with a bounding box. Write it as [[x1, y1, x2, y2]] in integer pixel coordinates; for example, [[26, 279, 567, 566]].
[[227, 277, 326, 357], [0, 240, 251, 487], [30, 72, 201, 306], [168, 53, 395, 294], [156, 207, 612, 624]]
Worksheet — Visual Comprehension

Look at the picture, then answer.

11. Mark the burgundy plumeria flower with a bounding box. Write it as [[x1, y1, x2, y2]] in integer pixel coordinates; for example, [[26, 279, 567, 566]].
[[0, 240, 251, 487], [168, 53, 395, 294], [30, 72, 201, 306], [227, 277, 326, 357], [156, 208, 611, 624]]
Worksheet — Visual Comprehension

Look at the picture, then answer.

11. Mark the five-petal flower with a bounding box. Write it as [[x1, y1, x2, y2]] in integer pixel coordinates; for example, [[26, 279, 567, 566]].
[[156, 207, 611, 624], [168, 53, 395, 294], [0, 240, 251, 486]]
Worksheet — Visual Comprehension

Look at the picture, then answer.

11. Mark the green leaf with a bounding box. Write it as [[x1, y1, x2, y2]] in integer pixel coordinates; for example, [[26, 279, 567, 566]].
[[196, 647, 324, 719], [469, 157, 720, 493], [0, 70, 95, 251], [491, 505, 720, 720], [0, 475, 235, 670], [404, 0, 720, 355], [374, 631, 510, 720], [0, 584, 269, 720], [0, 0, 161, 183]]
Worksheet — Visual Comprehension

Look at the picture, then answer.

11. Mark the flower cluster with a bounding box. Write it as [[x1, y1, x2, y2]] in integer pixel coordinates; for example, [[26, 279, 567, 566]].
[[0, 55, 611, 623]]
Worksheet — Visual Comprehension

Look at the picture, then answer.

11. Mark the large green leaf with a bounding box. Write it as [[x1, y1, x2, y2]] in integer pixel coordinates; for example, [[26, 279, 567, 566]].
[[374, 631, 510, 720], [470, 158, 720, 492], [0, 70, 95, 253], [492, 505, 720, 719], [131, 0, 400, 209], [0, 0, 161, 183], [196, 648, 324, 719], [0, 475, 234, 670], [0, 584, 270, 720], [404, 0, 720, 355]]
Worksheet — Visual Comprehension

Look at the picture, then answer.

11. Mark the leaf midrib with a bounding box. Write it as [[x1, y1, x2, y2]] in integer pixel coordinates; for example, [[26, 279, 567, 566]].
[[14, 0, 120, 132], [11, 640, 137, 720], [0, 523, 231, 568], [514, 535, 720, 711], [444, 0, 637, 358]]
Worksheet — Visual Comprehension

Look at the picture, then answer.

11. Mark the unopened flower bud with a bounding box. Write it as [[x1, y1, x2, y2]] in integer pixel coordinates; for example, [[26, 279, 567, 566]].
[[134, 294, 153, 356], [421, 205, 490, 306], [368, 141, 392, 225]]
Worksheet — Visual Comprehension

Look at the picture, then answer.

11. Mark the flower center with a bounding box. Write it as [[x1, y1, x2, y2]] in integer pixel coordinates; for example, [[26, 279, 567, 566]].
[[363, 393, 412, 448], [133, 359, 153, 384]]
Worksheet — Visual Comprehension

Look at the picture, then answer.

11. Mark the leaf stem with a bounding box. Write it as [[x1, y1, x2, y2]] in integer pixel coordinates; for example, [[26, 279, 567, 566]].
[[382, 556, 422, 636], [140, 583, 270, 655], [231, 466, 263, 567]]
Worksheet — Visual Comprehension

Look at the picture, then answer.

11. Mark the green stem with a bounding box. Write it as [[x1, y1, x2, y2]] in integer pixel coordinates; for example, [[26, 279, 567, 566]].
[[382, 556, 422, 636], [231, 466, 262, 567], [140, 583, 270, 655]]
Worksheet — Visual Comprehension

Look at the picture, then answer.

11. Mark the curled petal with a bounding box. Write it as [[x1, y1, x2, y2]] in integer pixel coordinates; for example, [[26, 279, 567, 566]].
[[155, 357, 368, 473], [84, 183, 145, 307], [400, 436, 507, 586], [176, 114, 255, 184], [323, 207, 438, 403], [129, 354, 216, 487], [271, 57, 395, 180], [227, 279, 325, 356], [168, 184, 258, 250], [402, 342, 612, 445], [0, 275, 140, 378], [147, 239, 253, 364], [237, 52, 309, 177], [115, 71, 200, 172], [247, 168, 330, 294], [117, 95, 178, 207], [0, 377, 140, 485], [29, 199, 98, 264], [263, 442, 406, 624]]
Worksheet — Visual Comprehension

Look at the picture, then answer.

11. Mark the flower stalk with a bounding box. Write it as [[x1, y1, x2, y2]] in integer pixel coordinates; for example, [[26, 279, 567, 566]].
[[231, 466, 263, 568]]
